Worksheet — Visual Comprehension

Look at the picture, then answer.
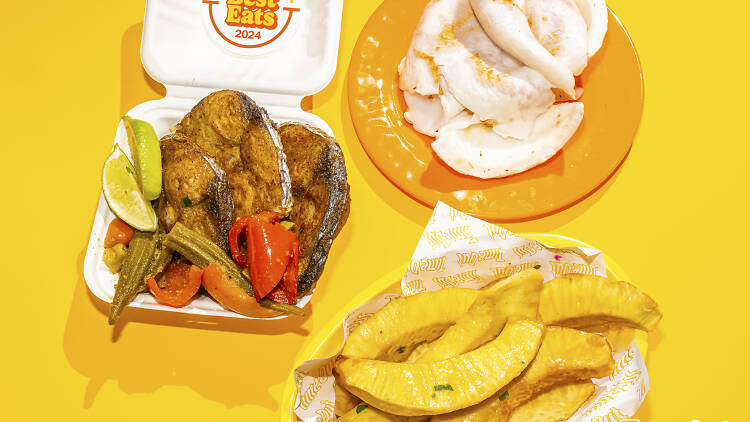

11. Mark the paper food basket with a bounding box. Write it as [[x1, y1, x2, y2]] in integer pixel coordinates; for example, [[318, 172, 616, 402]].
[[292, 203, 652, 421]]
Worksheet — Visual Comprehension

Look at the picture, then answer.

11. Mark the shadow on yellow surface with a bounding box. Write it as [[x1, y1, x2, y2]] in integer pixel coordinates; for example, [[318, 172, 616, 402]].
[[120, 23, 165, 115], [65, 245, 313, 410]]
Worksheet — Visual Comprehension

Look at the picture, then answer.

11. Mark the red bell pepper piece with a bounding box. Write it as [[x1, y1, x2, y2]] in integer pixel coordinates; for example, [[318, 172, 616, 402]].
[[228, 216, 251, 268], [266, 237, 299, 304], [227, 212, 299, 304], [228, 213, 279, 267]]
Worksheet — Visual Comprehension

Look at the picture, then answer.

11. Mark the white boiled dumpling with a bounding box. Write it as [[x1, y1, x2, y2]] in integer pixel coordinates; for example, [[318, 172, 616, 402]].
[[398, 0, 467, 136], [403, 78, 465, 137], [399, 0, 555, 140], [526, 0, 589, 76], [469, 0, 577, 97], [431, 102, 584, 179], [434, 6, 556, 140], [571, 0, 609, 58], [398, 40, 440, 97]]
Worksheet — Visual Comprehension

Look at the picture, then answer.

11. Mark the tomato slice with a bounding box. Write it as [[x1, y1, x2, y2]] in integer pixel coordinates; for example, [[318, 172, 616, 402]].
[[147, 263, 203, 307], [104, 218, 135, 248], [201, 263, 282, 318]]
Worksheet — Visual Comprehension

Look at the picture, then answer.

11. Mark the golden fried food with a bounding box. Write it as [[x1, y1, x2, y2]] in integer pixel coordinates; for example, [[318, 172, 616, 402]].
[[335, 318, 544, 416], [329, 272, 659, 420], [336, 383, 362, 416], [158, 90, 293, 248], [341, 288, 481, 362], [156, 133, 235, 249], [407, 269, 543, 363], [338, 404, 429, 421], [177, 90, 293, 217], [539, 274, 662, 331], [507, 381, 595, 422], [278, 122, 350, 296], [434, 327, 613, 421], [337, 272, 543, 422]]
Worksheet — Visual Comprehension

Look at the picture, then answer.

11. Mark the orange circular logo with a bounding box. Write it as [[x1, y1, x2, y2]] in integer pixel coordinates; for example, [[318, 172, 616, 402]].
[[202, 0, 302, 55]]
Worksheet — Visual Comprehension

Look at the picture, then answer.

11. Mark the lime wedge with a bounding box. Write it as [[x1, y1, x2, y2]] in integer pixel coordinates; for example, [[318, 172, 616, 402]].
[[102, 145, 158, 232], [122, 116, 162, 201]]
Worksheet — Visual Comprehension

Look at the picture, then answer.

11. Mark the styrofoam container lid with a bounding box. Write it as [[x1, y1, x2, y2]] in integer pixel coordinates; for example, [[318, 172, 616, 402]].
[[142, 0, 343, 100]]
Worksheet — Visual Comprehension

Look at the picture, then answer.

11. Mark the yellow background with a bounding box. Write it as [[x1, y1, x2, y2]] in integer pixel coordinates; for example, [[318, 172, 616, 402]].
[[1, 1, 745, 421]]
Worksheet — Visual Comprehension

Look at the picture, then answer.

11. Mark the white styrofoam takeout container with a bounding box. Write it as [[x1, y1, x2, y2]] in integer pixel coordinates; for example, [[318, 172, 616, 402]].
[[83, 0, 344, 320]]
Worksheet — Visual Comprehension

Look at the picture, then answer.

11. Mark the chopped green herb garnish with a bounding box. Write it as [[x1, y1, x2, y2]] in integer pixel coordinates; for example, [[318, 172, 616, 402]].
[[499, 391, 509, 401], [125, 166, 134, 175], [431, 393, 437, 399], [397, 346, 406, 354], [356, 404, 368, 414], [533, 264, 541, 270], [434, 384, 453, 391], [180, 197, 193, 207]]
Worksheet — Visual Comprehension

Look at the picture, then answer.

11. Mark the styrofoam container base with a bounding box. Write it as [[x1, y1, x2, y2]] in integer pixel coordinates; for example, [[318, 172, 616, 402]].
[[83, 97, 333, 320]]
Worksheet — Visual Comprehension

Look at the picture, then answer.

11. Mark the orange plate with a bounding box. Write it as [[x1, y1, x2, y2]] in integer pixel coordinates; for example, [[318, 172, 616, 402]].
[[347, 1, 644, 221]]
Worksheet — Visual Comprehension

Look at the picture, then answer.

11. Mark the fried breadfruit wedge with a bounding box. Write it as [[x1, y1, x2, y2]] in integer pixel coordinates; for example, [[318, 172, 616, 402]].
[[340, 271, 544, 364], [335, 318, 544, 417], [434, 327, 613, 422], [341, 288, 482, 362], [507, 381, 595, 422], [538, 274, 662, 332], [336, 383, 363, 416], [175, 89, 293, 219], [337, 272, 543, 422], [338, 404, 429, 421], [277, 122, 350, 296], [407, 269, 543, 363]]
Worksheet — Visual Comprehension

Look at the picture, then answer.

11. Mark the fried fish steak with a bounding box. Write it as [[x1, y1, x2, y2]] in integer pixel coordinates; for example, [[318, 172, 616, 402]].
[[156, 133, 235, 250], [176, 90, 293, 218], [278, 122, 350, 296]]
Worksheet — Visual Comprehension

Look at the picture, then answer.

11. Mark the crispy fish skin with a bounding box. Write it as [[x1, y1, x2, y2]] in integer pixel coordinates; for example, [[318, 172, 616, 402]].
[[176, 90, 293, 218], [278, 122, 350, 295], [156, 133, 234, 250]]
